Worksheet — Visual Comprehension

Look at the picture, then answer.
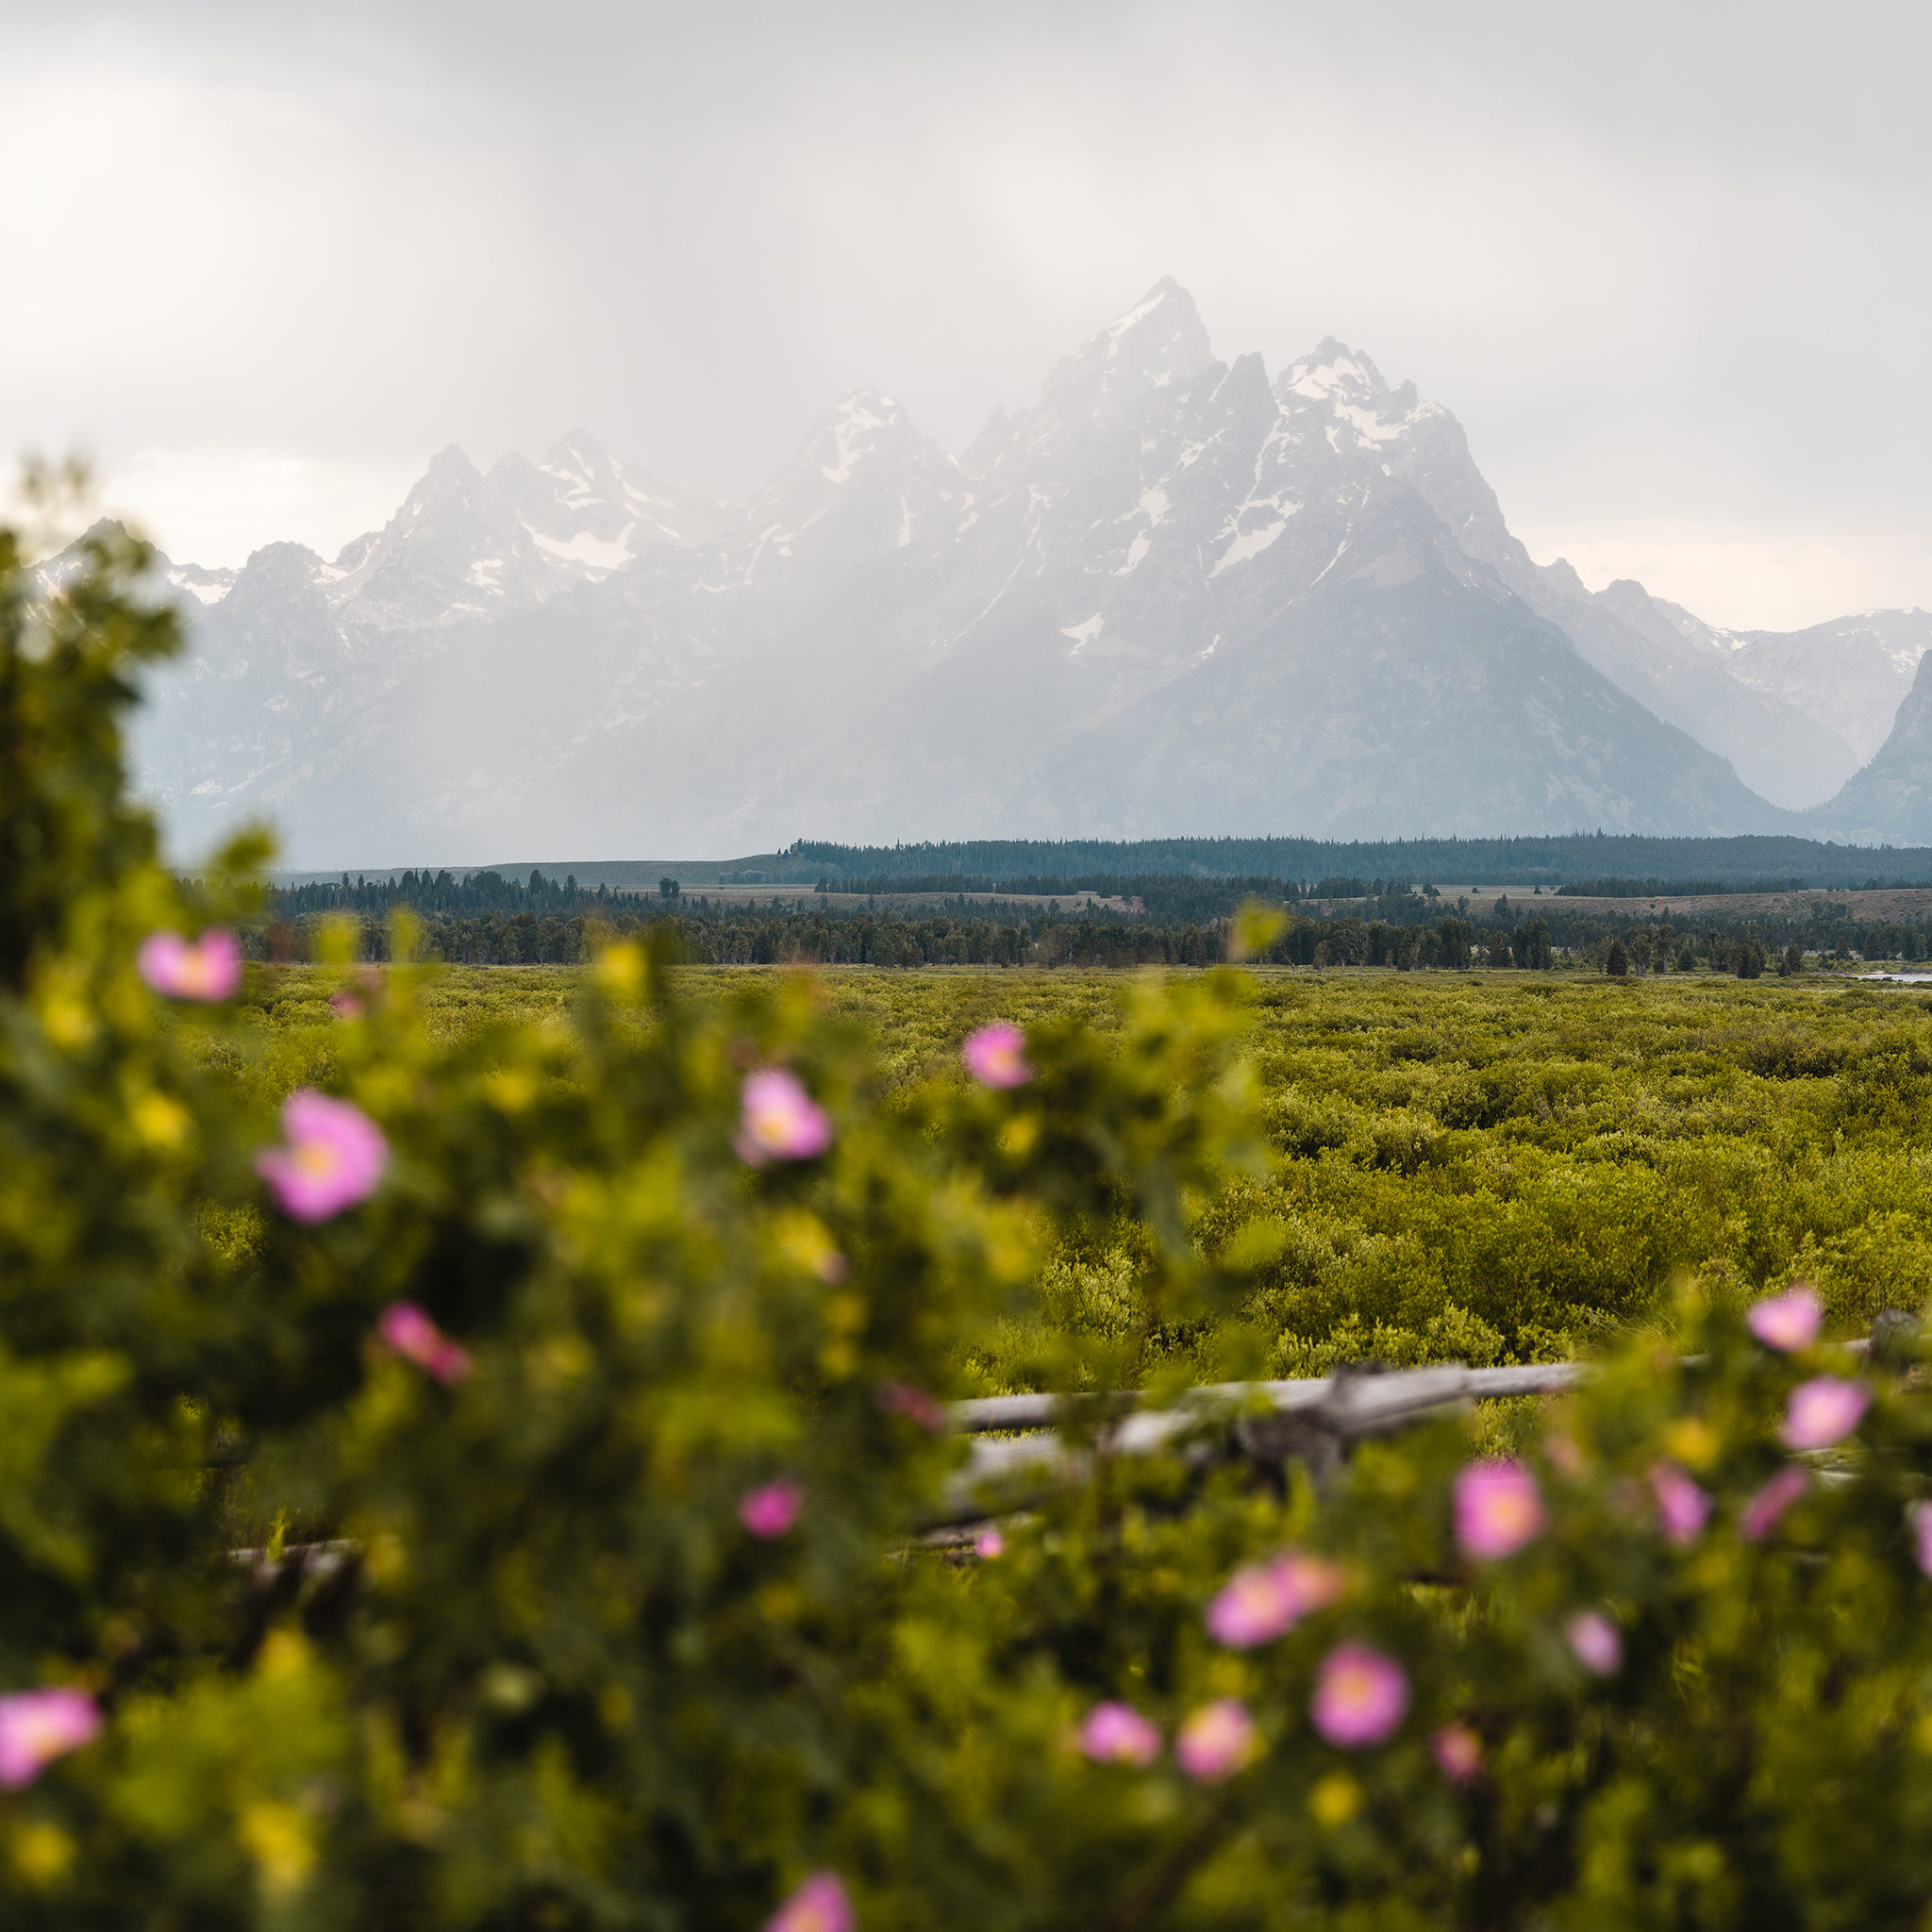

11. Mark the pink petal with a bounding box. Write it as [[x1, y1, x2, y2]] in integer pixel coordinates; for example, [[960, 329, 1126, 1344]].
[[739, 1479, 804, 1539], [1079, 1701, 1160, 1766], [877, 1382, 947, 1434], [1565, 1610, 1622, 1675], [1205, 1551, 1344, 1649], [766, 1872, 854, 1932], [1747, 1284, 1822, 1353], [962, 1024, 1031, 1089], [1454, 1459, 1547, 1560], [1909, 1499, 1932, 1577], [257, 1091, 388, 1222], [0, 1689, 102, 1789], [1174, 1699, 1256, 1781], [1309, 1642, 1408, 1748], [1781, 1376, 1871, 1451], [1649, 1461, 1711, 1545], [1740, 1465, 1808, 1541], [738, 1070, 834, 1165], [1430, 1724, 1483, 1784], [138, 928, 242, 1002]]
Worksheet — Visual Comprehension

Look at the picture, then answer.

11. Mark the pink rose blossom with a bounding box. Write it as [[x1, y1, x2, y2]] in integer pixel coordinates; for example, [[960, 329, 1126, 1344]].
[[735, 1070, 833, 1165], [974, 1528, 1006, 1559], [1747, 1283, 1822, 1353], [1175, 1699, 1257, 1782], [137, 928, 242, 1002], [1649, 1461, 1711, 1546], [1205, 1551, 1345, 1648], [1740, 1465, 1809, 1542], [254, 1090, 388, 1223], [962, 1023, 1030, 1089], [1909, 1499, 1932, 1577], [877, 1382, 948, 1435], [1565, 1610, 1622, 1675], [739, 1479, 804, 1540], [1310, 1642, 1409, 1748], [377, 1302, 473, 1385], [1430, 1724, 1483, 1784], [1781, 1375, 1871, 1451], [1454, 1459, 1547, 1560], [0, 1688, 102, 1789], [766, 1872, 854, 1932], [1079, 1701, 1161, 1767]]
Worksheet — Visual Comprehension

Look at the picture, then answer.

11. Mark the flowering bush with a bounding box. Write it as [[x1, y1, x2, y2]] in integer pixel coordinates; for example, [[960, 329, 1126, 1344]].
[[8, 524, 1932, 1930]]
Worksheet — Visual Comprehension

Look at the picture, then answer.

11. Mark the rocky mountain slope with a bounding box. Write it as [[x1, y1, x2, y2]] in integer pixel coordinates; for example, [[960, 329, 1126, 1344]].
[[1807, 646, 1932, 843], [108, 280, 1922, 866]]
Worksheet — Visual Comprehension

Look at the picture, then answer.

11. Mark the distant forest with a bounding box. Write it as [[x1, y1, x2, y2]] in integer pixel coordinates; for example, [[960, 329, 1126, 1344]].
[[784, 835, 1932, 891], [237, 866, 1932, 972]]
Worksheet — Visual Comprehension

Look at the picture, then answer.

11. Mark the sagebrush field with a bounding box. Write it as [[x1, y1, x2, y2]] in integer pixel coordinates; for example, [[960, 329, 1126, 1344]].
[[224, 963, 1932, 1388]]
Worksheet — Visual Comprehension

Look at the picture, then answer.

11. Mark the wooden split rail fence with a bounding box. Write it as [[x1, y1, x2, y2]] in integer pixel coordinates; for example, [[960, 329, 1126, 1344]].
[[935, 1361, 1589, 1526]]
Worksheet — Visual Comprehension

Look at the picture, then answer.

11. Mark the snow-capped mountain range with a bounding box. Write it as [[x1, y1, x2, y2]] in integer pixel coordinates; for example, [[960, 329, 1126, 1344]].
[[107, 279, 1932, 866]]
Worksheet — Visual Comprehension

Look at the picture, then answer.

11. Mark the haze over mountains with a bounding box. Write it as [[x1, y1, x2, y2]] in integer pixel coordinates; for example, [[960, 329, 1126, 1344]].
[[110, 280, 1932, 868]]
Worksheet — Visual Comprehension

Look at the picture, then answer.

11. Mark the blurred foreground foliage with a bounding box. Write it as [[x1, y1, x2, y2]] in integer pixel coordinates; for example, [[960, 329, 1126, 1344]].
[[12, 525, 1932, 1931]]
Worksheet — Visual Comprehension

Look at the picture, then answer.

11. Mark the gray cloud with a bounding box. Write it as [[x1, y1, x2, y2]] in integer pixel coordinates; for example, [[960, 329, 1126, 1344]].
[[4, 0, 1929, 624]]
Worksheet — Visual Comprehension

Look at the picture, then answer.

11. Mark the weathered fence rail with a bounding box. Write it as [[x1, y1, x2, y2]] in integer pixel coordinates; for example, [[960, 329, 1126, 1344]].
[[936, 1332, 1894, 1527], [938, 1361, 1589, 1524]]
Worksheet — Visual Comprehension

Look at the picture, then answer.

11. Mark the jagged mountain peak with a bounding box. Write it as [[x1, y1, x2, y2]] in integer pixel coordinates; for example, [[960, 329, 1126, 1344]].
[[1034, 278, 1216, 432], [537, 428, 622, 498], [419, 444, 482, 486], [1278, 337, 1390, 404], [1101, 276, 1211, 365], [811, 389, 917, 482], [959, 404, 1019, 477]]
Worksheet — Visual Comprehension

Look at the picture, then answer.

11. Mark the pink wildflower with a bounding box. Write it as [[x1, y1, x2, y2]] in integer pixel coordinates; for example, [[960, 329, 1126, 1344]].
[[1430, 1724, 1483, 1784], [739, 1479, 804, 1540], [1454, 1459, 1547, 1560], [1079, 1701, 1160, 1767], [377, 1302, 473, 1385], [962, 1023, 1030, 1089], [1310, 1642, 1409, 1748], [1649, 1461, 1711, 1546], [1740, 1464, 1808, 1542], [1565, 1610, 1622, 1675], [254, 1090, 388, 1223], [137, 928, 242, 1002], [735, 1070, 833, 1165], [1781, 1375, 1871, 1451], [0, 1689, 102, 1789], [1205, 1551, 1345, 1648], [1909, 1499, 1932, 1578], [329, 991, 363, 1019], [1746, 1283, 1822, 1353], [877, 1382, 948, 1435], [974, 1527, 1006, 1560], [766, 1872, 854, 1932], [1175, 1699, 1257, 1782]]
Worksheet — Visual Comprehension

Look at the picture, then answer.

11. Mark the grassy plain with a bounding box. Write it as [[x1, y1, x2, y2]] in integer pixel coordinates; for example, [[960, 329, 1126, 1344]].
[[228, 963, 1932, 1387]]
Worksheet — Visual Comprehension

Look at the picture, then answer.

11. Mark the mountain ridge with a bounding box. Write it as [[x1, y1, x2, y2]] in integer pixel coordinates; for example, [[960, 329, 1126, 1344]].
[[95, 278, 1929, 867]]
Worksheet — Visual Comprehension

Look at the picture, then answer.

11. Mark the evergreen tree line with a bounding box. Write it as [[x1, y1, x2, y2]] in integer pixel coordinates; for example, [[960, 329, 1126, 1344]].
[[786, 831, 1932, 891], [241, 871, 1932, 971]]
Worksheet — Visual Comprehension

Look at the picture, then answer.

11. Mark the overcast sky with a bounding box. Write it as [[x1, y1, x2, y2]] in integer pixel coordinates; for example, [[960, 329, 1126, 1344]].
[[4, 0, 1928, 629]]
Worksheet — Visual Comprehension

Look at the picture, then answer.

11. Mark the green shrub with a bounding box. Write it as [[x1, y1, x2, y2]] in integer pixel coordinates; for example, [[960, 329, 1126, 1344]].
[[14, 525, 1932, 1931]]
